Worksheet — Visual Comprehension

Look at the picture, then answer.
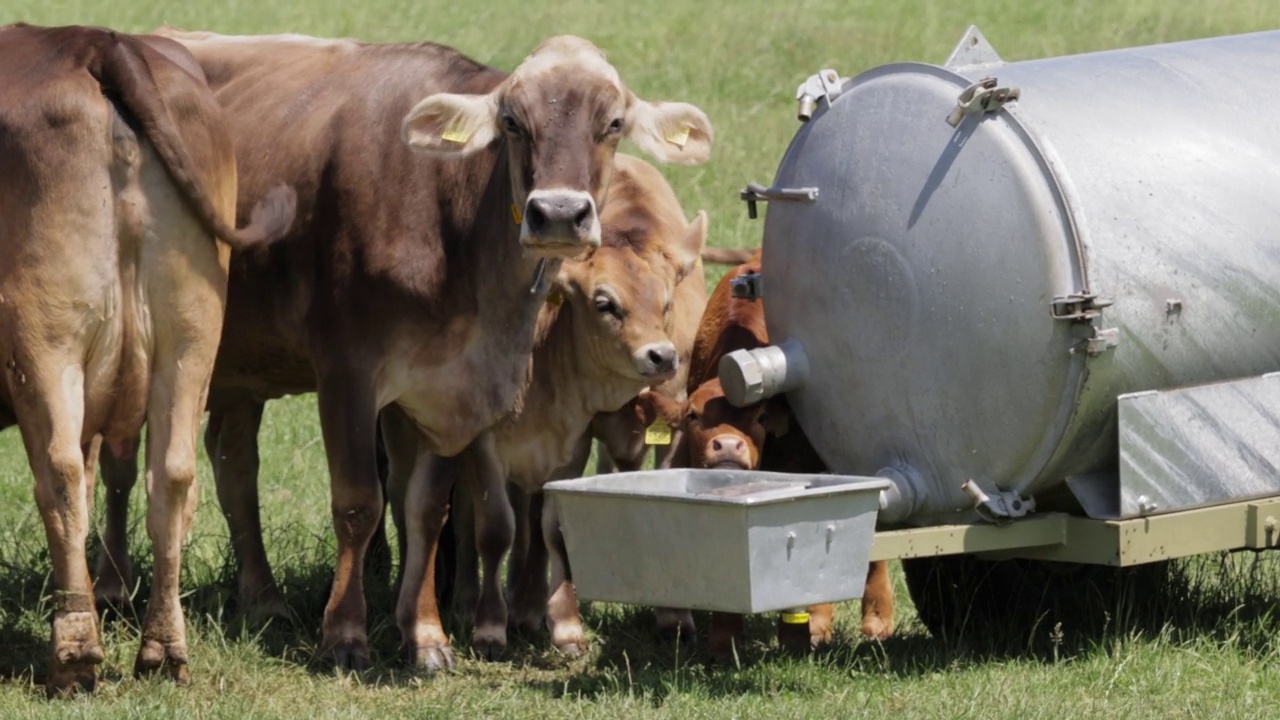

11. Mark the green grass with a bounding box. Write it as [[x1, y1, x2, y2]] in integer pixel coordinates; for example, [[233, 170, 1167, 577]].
[[3, 0, 1280, 716]]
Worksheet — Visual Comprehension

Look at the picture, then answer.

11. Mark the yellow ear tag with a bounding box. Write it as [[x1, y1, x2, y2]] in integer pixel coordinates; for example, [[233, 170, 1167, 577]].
[[694, 256, 703, 269], [665, 125, 691, 149], [440, 125, 472, 145], [546, 288, 564, 307], [511, 203, 523, 225], [645, 418, 673, 445]]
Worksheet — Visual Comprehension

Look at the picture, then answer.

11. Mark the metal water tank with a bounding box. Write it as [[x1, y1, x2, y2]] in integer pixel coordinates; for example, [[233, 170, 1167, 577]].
[[737, 27, 1280, 526]]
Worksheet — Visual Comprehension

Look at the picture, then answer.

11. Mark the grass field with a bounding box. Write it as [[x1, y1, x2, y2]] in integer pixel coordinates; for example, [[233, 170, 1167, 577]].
[[3, 0, 1280, 716]]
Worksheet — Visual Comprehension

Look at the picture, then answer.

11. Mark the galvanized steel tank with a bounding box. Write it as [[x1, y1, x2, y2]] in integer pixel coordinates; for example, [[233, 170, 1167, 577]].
[[753, 27, 1280, 526]]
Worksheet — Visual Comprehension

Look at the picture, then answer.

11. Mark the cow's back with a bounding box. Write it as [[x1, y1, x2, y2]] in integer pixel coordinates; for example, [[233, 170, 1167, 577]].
[[687, 250, 765, 391]]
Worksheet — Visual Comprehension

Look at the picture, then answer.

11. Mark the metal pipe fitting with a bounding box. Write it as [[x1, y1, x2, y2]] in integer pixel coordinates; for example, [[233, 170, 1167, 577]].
[[719, 338, 809, 407]]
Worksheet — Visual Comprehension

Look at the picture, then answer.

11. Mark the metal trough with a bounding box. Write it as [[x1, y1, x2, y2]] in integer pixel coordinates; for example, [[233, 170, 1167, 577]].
[[545, 469, 888, 614]]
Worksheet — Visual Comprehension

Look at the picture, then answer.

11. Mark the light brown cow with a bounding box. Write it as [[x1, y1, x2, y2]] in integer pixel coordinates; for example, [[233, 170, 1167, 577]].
[[93, 29, 712, 671], [0, 24, 294, 695], [399, 152, 707, 658], [645, 251, 895, 655]]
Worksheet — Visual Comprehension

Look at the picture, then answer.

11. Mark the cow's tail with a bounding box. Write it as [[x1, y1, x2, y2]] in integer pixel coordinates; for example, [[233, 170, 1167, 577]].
[[89, 32, 296, 250], [701, 246, 756, 266]]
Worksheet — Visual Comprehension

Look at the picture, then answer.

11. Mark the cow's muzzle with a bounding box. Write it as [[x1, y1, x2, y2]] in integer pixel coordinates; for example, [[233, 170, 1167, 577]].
[[520, 189, 601, 257]]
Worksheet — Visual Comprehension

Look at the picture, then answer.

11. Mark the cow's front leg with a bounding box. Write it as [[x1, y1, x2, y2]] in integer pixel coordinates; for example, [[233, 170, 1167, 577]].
[[468, 432, 514, 660], [861, 560, 895, 639], [541, 497, 587, 657], [95, 437, 138, 610], [506, 487, 549, 637], [394, 439, 456, 671], [315, 370, 381, 671]]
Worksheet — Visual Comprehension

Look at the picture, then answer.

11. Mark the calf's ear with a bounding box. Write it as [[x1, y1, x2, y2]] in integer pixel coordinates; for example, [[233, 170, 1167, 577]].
[[672, 210, 709, 281], [760, 397, 792, 438], [625, 97, 713, 165], [637, 388, 687, 428], [402, 92, 499, 156]]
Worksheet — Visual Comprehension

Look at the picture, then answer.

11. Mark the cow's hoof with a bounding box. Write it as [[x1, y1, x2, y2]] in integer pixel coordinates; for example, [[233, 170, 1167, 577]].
[[321, 637, 371, 672], [654, 609, 696, 643], [551, 626, 588, 658], [134, 639, 190, 685], [46, 658, 98, 698], [861, 615, 894, 640], [240, 582, 289, 623], [403, 641, 455, 672], [471, 625, 507, 661], [509, 610, 544, 639]]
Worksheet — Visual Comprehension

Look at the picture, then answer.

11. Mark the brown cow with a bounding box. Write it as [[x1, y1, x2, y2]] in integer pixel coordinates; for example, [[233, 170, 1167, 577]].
[[93, 29, 712, 671], [411, 152, 707, 658], [0, 24, 294, 694], [646, 250, 895, 655]]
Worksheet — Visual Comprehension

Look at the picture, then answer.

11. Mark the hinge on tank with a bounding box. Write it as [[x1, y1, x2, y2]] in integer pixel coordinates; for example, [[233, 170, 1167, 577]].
[[946, 77, 1020, 127], [1050, 293, 1113, 321], [739, 183, 820, 220], [730, 272, 763, 302], [795, 69, 844, 122]]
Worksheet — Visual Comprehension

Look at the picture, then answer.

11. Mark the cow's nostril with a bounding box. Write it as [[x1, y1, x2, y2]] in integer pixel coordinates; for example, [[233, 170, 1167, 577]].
[[524, 199, 547, 232], [712, 439, 723, 452], [572, 201, 592, 230], [648, 348, 666, 367]]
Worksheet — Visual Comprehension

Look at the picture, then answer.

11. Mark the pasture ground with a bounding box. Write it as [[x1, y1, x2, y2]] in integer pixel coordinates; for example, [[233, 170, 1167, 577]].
[[2, 0, 1280, 716]]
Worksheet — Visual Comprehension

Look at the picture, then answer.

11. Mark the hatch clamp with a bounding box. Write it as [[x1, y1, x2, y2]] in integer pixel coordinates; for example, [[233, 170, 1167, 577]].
[[946, 77, 1020, 127], [739, 183, 819, 220], [1050, 292, 1113, 322], [795, 68, 845, 122]]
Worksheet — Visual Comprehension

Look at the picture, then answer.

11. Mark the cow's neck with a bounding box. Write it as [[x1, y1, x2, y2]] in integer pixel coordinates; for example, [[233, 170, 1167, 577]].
[[498, 303, 646, 483]]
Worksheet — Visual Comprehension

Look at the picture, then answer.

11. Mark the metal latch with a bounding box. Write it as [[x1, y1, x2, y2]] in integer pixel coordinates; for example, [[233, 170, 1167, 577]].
[[1050, 293, 1113, 321], [730, 272, 763, 301], [740, 183, 819, 219], [946, 77, 1020, 127], [795, 68, 844, 122]]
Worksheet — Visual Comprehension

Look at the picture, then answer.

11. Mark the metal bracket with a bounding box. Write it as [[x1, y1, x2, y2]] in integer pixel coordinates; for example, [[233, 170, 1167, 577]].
[[961, 480, 1036, 525], [795, 68, 844, 122], [946, 77, 1020, 127], [740, 182, 819, 219], [730, 272, 763, 301], [1050, 292, 1113, 321]]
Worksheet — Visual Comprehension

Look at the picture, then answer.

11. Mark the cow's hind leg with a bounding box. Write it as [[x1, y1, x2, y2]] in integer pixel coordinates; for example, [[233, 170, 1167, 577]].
[[205, 393, 285, 619], [95, 439, 139, 610], [18, 362, 105, 696]]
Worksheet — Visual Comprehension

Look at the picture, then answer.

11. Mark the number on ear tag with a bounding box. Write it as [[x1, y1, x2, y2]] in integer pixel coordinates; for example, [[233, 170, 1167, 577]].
[[441, 125, 472, 145], [645, 418, 673, 445]]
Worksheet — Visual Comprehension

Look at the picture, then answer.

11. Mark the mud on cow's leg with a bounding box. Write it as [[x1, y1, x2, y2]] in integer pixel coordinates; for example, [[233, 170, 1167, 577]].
[[393, 441, 457, 671], [315, 370, 382, 671], [95, 437, 138, 611], [205, 394, 287, 620]]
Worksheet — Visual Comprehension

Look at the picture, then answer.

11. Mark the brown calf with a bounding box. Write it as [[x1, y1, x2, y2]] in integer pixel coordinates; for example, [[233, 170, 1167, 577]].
[[94, 30, 712, 672], [413, 153, 707, 658], [646, 250, 895, 655], [0, 24, 293, 695]]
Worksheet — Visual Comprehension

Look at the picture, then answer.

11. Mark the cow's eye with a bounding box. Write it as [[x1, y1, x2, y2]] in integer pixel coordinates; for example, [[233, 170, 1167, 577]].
[[606, 118, 624, 135], [594, 294, 619, 317], [502, 115, 522, 135]]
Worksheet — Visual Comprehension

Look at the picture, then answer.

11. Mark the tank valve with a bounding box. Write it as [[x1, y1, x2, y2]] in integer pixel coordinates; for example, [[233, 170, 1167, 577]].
[[962, 480, 1036, 524], [719, 338, 809, 407], [794, 68, 844, 122]]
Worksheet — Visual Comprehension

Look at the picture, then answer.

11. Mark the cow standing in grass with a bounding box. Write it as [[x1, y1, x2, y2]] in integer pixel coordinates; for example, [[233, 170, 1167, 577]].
[[0, 24, 295, 695], [94, 29, 713, 671]]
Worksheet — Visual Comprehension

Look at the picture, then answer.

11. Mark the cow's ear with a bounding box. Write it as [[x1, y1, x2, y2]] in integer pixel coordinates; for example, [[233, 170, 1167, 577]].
[[637, 388, 687, 428], [402, 92, 499, 156], [760, 396, 792, 438], [672, 210, 708, 281], [625, 97, 713, 165]]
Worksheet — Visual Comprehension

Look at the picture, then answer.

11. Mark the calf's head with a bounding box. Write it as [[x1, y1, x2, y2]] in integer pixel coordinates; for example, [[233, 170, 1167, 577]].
[[645, 378, 789, 470], [401, 36, 713, 258]]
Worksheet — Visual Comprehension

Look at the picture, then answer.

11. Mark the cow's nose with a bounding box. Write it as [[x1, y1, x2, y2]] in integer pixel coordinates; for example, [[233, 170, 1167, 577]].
[[704, 434, 752, 469], [635, 342, 677, 377], [522, 191, 599, 253]]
